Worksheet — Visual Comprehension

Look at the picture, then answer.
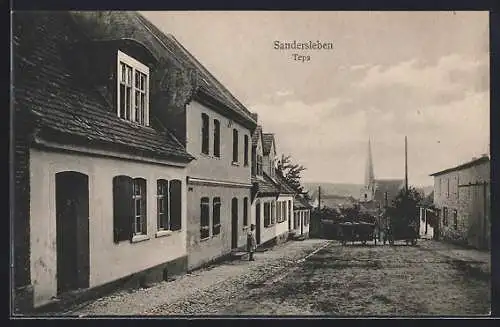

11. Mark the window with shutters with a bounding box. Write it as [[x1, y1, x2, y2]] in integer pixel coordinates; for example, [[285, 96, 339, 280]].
[[213, 197, 221, 235], [133, 178, 147, 235], [169, 180, 182, 231], [117, 51, 149, 126], [244, 135, 249, 166], [113, 175, 134, 243], [213, 119, 220, 158], [271, 201, 276, 224], [157, 179, 169, 231], [288, 201, 292, 223], [201, 113, 209, 155], [200, 197, 210, 239], [264, 202, 271, 227], [282, 202, 287, 223], [243, 197, 249, 226], [277, 201, 281, 223], [232, 129, 239, 163], [294, 212, 298, 229]]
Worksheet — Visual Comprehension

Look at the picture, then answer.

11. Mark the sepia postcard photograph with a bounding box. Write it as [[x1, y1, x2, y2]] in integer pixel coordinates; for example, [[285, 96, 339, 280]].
[[10, 10, 492, 317]]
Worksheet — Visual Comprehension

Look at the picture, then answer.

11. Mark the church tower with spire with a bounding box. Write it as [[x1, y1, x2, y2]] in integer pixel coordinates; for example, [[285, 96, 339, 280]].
[[361, 138, 376, 202]]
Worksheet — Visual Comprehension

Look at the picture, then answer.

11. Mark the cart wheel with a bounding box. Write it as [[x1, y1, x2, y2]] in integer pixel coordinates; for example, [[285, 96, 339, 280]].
[[362, 240, 367, 246], [389, 240, 394, 246], [411, 239, 417, 246]]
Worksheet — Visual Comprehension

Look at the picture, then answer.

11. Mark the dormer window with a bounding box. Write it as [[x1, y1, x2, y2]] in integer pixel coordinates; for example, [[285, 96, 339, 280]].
[[117, 50, 149, 126]]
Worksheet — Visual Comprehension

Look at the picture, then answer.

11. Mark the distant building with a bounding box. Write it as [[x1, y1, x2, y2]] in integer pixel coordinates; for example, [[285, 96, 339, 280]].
[[292, 195, 312, 239], [314, 194, 357, 210], [430, 155, 490, 250], [360, 139, 404, 210], [250, 123, 292, 247]]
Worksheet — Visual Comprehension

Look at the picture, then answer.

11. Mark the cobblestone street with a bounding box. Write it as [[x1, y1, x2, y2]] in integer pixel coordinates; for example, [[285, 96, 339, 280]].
[[220, 239, 490, 316], [63, 238, 490, 317], [64, 239, 329, 316]]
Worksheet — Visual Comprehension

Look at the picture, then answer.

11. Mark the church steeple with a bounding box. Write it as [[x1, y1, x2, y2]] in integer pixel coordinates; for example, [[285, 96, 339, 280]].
[[365, 138, 375, 189]]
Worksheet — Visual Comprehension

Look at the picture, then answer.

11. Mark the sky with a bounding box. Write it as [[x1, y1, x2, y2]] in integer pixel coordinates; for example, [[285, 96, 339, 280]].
[[141, 11, 490, 187]]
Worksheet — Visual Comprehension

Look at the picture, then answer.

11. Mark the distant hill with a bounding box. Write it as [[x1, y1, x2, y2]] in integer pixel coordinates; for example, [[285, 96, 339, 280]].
[[303, 182, 364, 199], [303, 182, 434, 199], [415, 186, 434, 197]]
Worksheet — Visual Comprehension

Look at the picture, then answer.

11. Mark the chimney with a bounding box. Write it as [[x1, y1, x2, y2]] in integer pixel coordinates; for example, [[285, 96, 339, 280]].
[[251, 112, 258, 122]]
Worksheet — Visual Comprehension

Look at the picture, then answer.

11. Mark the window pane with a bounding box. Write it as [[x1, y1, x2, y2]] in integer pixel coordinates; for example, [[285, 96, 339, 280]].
[[201, 114, 209, 154], [121, 63, 126, 83], [125, 87, 131, 120], [135, 71, 140, 88], [140, 94, 145, 124], [135, 199, 141, 216], [213, 120, 220, 157], [119, 84, 126, 118], [232, 129, 238, 162], [135, 216, 141, 234], [127, 66, 132, 85]]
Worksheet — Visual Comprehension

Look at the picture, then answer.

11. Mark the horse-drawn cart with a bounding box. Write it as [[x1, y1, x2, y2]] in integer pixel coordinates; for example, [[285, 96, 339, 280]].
[[338, 222, 377, 245], [386, 215, 420, 246]]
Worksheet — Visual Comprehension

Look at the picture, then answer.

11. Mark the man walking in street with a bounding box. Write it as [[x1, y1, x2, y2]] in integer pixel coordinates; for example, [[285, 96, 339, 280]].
[[247, 224, 257, 261]]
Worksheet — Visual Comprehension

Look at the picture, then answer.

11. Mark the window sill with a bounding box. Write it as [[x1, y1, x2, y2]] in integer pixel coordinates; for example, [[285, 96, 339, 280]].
[[118, 117, 151, 128], [200, 236, 212, 242], [231, 162, 240, 166], [155, 230, 173, 238], [131, 234, 150, 243]]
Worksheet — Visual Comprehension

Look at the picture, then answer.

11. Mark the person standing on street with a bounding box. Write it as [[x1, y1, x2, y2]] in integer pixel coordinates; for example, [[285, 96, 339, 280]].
[[247, 224, 257, 261], [377, 213, 388, 245]]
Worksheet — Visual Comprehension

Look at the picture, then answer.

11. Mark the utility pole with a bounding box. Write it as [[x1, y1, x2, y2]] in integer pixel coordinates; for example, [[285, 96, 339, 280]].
[[318, 186, 321, 209], [405, 136, 408, 194]]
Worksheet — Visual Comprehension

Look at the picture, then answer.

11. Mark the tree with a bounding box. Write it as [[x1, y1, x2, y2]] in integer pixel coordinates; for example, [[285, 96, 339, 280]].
[[276, 154, 310, 200], [387, 186, 423, 224], [339, 205, 360, 222]]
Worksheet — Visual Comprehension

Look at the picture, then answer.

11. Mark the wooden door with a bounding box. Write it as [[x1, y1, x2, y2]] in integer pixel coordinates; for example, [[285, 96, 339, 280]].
[[56, 171, 89, 295], [231, 198, 238, 249], [255, 202, 261, 244]]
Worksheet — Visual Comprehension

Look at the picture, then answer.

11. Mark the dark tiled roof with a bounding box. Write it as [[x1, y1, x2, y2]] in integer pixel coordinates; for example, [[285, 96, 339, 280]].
[[13, 12, 193, 163], [69, 11, 256, 128], [373, 179, 404, 204], [262, 133, 275, 155], [252, 125, 262, 145], [252, 173, 280, 196], [430, 156, 490, 177], [294, 195, 311, 210], [274, 173, 296, 195]]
